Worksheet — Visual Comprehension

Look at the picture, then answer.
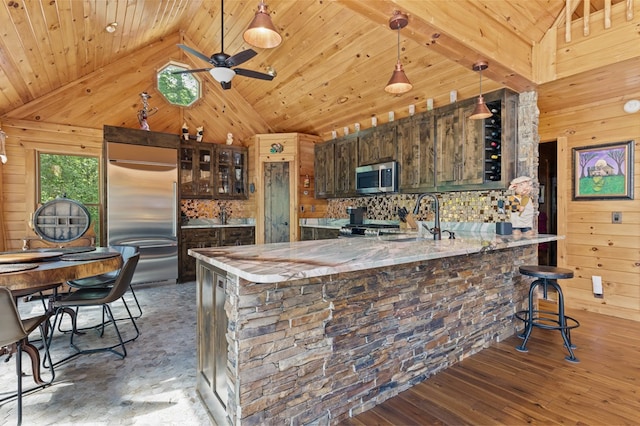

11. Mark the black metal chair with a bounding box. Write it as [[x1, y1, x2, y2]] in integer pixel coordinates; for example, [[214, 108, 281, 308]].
[[66, 245, 142, 318], [0, 287, 55, 425], [48, 253, 140, 366]]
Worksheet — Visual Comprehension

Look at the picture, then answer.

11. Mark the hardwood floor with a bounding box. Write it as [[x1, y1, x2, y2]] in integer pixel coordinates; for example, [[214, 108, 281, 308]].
[[342, 308, 640, 425]]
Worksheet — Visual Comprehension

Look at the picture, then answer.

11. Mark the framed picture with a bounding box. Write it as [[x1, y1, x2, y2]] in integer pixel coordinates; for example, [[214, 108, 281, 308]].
[[572, 140, 634, 200]]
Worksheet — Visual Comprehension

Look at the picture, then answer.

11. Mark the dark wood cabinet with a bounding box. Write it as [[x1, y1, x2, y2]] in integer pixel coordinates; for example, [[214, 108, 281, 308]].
[[180, 226, 254, 281], [299, 226, 340, 240], [215, 146, 248, 199], [180, 142, 248, 199], [435, 102, 484, 189], [314, 141, 335, 199], [220, 226, 255, 246], [434, 88, 517, 191], [313, 89, 517, 197], [357, 125, 396, 166], [334, 134, 358, 197], [180, 228, 220, 282], [180, 143, 215, 198], [397, 114, 436, 192]]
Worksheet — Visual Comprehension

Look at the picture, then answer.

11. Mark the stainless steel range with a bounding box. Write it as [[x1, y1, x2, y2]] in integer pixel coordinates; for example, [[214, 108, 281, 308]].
[[339, 223, 400, 237]]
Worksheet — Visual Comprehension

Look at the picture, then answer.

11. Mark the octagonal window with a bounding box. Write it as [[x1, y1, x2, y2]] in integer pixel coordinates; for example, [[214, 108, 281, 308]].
[[157, 61, 202, 107]]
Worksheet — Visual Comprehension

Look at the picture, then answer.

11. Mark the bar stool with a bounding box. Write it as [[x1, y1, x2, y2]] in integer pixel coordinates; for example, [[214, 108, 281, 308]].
[[515, 265, 580, 363]]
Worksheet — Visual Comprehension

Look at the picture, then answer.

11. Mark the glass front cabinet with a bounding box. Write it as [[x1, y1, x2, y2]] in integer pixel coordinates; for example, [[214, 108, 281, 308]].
[[180, 142, 248, 199]]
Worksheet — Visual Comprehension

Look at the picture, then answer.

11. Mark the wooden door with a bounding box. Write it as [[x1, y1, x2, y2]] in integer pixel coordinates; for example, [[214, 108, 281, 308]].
[[264, 162, 290, 243]]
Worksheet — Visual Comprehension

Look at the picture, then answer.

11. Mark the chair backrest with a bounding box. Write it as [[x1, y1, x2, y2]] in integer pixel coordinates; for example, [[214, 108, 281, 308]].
[[0, 287, 28, 347], [102, 253, 140, 304], [101, 245, 139, 280], [111, 245, 139, 261]]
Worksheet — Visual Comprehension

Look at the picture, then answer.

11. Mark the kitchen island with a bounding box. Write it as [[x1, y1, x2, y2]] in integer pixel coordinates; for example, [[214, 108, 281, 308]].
[[190, 232, 561, 425]]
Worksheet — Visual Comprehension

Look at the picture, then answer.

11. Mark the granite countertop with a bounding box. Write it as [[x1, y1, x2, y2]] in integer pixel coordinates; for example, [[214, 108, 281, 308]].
[[182, 218, 255, 229], [190, 225, 562, 283]]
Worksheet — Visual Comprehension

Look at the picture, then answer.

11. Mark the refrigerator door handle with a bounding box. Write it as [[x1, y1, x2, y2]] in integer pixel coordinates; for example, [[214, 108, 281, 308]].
[[173, 181, 177, 238]]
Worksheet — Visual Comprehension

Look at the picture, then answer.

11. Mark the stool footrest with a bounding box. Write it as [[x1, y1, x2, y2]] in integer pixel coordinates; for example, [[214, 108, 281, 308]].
[[515, 310, 580, 332]]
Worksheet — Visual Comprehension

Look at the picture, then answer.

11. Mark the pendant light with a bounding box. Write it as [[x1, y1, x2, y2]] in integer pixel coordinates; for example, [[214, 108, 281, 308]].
[[385, 11, 412, 94], [243, 1, 282, 49], [470, 61, 493, 120]]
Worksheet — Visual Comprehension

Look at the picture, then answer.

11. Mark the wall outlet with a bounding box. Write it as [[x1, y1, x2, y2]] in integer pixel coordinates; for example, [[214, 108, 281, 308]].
[[592, 275, 603, 297], [612, 211, 622, 223]]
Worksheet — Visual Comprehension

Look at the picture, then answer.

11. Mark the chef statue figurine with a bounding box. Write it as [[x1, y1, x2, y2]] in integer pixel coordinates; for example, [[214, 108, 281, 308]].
[[508, 176, 536, 237]]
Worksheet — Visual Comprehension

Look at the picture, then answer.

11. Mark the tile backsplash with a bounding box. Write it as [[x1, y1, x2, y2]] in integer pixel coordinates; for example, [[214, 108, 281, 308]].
[[181, 199, 249, 221], [327, 190, 513, 223], [182, 189, 524, 224]]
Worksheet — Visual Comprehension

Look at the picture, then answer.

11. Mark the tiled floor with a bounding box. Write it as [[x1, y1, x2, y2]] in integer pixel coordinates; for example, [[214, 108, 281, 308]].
[[1, 281, 213, 425]]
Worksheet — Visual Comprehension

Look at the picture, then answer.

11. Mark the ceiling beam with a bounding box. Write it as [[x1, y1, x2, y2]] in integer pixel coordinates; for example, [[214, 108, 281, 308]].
[[334, 0, 537, 93]]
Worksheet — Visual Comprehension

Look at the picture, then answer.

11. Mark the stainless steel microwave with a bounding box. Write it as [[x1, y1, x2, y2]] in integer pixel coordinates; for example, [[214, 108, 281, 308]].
[[355, 161, 398, 194]]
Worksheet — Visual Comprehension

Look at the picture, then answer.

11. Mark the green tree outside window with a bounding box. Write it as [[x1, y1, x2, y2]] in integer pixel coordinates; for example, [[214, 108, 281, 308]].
[[39, 153, 101, 244]]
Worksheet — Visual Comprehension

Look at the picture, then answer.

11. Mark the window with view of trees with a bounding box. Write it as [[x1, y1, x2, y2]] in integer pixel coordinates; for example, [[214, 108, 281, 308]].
[[157, 62, 201, 107], [38, 153, 101, 244]]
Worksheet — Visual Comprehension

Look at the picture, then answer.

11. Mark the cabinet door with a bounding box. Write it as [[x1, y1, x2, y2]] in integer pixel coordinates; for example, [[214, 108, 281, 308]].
[[197, 145, 214, 197], [377, 125, 397, 162], [180, 228, 220, 282], [334, 135, 357, 197], [180, 146, 196, 197], [214, 146, 248, 199], [398, 115, 435, 192], [221, 227, 255, 246], [358, 126, 396, 166], [315, 228, 340, 240], [435, 104, 483, 188], [314, 141, 335, 198]]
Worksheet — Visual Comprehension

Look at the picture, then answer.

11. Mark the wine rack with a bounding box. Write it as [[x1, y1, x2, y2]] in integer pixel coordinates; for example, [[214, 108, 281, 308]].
[[484, 100, 502, 182]]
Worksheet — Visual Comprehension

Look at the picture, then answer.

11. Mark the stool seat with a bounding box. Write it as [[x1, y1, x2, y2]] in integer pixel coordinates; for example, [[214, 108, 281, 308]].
[[519, 265, 574, 280], [515, 265, 579, 363]]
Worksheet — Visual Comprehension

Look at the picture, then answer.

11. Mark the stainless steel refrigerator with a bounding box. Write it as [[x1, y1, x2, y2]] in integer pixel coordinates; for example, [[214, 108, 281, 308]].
[[106, 142, 178, 284]]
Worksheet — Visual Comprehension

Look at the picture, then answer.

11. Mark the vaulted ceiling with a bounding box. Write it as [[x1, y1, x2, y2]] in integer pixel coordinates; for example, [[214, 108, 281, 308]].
[[0, 0, 636, 139]]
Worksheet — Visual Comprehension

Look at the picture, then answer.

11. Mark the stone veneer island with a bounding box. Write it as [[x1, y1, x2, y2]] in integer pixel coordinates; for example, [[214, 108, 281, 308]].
[[190, 231, 560, 425]]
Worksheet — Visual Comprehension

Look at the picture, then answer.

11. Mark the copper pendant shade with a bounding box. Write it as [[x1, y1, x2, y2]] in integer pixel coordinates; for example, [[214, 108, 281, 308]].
[[243, 1, 282, 49], [470, 61, 493, 120], [385, 11, 412, 94]]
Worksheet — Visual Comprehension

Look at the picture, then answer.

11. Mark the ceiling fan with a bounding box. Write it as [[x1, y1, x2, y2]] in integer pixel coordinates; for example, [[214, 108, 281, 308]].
[[173, 0, 274, 90]]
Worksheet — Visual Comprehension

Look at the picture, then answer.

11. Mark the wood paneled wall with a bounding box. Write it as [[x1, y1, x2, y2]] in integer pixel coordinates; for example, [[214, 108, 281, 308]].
[[0, 31, 271, 250], [540, 92, 640, 322], [0, 119, 103, 250]]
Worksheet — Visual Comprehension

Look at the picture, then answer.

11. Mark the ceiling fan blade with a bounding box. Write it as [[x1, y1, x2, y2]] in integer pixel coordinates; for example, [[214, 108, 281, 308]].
[[171, 68, 212, 74], [234, 68, 275, 81], [225, 49, 257, 67], [177, 44, 213, 64]]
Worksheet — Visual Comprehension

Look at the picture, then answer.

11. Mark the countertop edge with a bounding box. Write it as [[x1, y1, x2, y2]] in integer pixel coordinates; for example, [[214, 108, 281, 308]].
[[190, 234, 562, 283]]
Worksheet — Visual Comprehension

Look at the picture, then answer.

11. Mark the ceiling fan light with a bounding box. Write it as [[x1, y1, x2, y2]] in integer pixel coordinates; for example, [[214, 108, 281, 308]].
[[210, 67, 236, 83], [243, 2, 282, 49], [385, 61, 412, 94], [470, 95, 493, 119]]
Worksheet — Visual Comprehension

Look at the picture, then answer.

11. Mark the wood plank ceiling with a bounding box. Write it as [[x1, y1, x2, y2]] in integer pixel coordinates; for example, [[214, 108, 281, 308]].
[[0, 0, 633, 138]]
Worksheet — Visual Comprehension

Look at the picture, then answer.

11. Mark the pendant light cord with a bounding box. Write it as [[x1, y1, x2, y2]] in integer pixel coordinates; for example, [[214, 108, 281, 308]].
[[396, 27, 400, 62]]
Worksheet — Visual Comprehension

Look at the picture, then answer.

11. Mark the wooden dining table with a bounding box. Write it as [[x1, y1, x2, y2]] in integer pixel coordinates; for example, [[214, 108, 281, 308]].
[[0, 247, 123, 296]]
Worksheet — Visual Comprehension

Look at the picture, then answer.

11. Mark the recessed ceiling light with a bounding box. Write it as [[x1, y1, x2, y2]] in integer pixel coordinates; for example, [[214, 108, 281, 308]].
[[623, 99, 640, 114], [105, 22, 118, 33]]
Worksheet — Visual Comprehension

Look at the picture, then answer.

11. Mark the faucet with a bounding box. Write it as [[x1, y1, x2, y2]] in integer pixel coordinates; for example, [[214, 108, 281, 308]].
[[413, 193, 441, 240]]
